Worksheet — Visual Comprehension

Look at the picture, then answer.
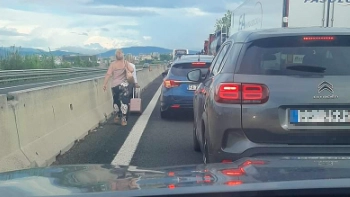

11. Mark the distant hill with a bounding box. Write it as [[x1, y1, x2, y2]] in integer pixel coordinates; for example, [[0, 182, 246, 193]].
[[99, 46, 199, 58], [0, 46, 199, 57], [0, 47, 82, 57]]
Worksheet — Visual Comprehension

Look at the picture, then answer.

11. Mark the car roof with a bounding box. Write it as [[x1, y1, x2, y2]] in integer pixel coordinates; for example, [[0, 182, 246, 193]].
[[173, 55, 214, 64], [228, 27, 350, 43]]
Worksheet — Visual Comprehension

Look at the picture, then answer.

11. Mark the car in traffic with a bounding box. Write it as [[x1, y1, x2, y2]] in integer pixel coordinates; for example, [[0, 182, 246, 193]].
[[187, 27, 350, 163], [160, 55, 214, 119]]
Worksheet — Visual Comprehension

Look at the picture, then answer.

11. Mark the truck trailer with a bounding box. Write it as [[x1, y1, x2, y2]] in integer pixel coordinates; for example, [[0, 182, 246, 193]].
[[229, 0, 350, 37]]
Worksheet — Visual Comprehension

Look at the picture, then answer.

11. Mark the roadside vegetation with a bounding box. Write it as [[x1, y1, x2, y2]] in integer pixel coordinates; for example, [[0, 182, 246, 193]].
[[0, 47, 98, 70]]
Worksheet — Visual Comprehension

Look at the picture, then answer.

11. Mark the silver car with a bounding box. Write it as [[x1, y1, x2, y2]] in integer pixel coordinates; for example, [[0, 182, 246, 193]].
[[187, 27, 350, 163]]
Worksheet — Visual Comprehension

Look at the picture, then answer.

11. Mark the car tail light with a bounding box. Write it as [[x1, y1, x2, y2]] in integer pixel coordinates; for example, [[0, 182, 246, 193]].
[[163, 80, 180, 88], [171, 104, 180, 108], [215, 83, 269, 104], [192, 62, 206, 66], [303, 36, 335, 41], [214, 83, 240, 104]]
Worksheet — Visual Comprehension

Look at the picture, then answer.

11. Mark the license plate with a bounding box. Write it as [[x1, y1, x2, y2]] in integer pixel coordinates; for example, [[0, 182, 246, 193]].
[[290, 109, 350, 123], [188, 85, 197, 91]]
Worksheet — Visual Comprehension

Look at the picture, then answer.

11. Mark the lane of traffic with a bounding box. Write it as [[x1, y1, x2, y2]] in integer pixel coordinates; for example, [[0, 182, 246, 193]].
[[52, 74, 203, 168], [129, 100, 202, 168], [52, 75, 164, 166]]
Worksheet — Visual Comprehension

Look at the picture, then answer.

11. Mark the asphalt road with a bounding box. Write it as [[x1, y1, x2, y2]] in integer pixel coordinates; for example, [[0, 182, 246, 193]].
[[53, 75, 203, 168], [0, 72, 105, 94]]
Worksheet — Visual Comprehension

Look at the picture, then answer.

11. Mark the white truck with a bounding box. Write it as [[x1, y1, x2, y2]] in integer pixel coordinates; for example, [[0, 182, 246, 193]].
[[228, 0, 350, 36]]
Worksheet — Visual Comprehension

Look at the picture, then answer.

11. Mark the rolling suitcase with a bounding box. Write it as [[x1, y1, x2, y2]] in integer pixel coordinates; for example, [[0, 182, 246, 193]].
[[129, 87, 142, 114]]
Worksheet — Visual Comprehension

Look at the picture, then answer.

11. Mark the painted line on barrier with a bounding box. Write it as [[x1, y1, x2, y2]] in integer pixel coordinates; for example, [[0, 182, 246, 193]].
[[111, 85, 162, 166], [0, 75, 104, 90]]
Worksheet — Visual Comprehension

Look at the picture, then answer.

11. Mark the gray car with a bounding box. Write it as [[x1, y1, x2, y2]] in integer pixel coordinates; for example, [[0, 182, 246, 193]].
[[187, 27, 350, 164]]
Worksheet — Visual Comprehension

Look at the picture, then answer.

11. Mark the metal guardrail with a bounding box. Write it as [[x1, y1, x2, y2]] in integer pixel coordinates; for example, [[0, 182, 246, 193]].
[[0, 66, 144, 83]]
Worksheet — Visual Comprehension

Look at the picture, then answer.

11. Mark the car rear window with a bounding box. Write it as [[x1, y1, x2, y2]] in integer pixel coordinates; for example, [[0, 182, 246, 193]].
[[236, 35, 350, 75], [170, 62, 211, 76]]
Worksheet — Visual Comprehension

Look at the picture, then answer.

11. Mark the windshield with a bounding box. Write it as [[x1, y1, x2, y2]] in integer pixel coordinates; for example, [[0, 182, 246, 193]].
[[170, 63, 210, 76], [2, 0, 350, 196], [237, 36, 350, 75]]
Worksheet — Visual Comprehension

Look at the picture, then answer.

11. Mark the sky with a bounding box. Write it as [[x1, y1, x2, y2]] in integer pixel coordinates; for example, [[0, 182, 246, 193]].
[[0, 0, 241, 54]]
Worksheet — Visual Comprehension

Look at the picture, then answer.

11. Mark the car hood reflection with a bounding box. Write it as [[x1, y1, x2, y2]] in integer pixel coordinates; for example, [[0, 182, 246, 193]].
[[1, 157, 350, 196]]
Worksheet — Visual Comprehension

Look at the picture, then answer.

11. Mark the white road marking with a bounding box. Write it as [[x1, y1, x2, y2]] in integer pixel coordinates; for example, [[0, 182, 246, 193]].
[[0, 74, 104, 90], [111, 85, 162, 166]]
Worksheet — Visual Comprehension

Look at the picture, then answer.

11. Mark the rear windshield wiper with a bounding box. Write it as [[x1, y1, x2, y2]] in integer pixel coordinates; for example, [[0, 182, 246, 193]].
[[286, 64, 326, 73]]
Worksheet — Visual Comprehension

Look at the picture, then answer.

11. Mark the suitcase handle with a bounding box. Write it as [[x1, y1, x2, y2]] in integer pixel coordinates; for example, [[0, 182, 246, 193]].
[[133, 87, 140, 98]]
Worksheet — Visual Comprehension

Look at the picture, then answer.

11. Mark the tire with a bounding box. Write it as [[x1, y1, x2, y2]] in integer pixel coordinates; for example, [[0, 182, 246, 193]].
[[193, 122, 201, 152]]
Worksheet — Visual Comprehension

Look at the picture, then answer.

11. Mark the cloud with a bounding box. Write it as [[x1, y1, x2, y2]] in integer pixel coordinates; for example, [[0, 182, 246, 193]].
[[142, 36, 152, 41], [15, 0, 93, 6], [101, 28, 109, 32], [76, 5, 159, 17], [90, 0, 242, 13], [0, 27, 28, 36], [84, 43, 106, 49], [84, 36, 141, 49], [71, 31, 89, 36], [58, 44, 108, 55], [0, 0, 242, 50]]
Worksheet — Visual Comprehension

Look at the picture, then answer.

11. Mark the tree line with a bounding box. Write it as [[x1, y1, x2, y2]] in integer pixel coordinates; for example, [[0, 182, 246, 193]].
[[0, 47, 98, 70], [214, 10, 232, 32]]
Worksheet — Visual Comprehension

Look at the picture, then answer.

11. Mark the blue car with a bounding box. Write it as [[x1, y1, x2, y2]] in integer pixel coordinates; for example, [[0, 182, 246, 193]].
[[160, 55, 214, 119]]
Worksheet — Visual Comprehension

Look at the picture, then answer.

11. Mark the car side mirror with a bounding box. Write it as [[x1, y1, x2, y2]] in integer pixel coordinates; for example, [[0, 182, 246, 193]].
[[187, 69, 202, 82], [162, 70, 168, 77]]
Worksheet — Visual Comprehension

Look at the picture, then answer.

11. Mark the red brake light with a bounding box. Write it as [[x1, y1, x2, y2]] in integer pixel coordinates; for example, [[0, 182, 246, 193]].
[[303, 36, 335, 41], [171, 104, 180, 108], [215, 83, 268, 104], [192, 62, 206, 66], [163, 80, 180, 88], [215, 83, 240, 103], [242, 84, 263, 100]]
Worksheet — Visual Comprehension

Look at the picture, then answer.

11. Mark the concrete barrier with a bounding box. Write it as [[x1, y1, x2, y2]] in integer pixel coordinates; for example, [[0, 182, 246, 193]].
[[0, 95, 31, 172], [0, 66, 165, 172]]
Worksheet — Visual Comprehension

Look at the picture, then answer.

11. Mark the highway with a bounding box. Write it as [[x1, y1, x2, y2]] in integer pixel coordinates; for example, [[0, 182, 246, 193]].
[[52, 75, 203, 168]]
